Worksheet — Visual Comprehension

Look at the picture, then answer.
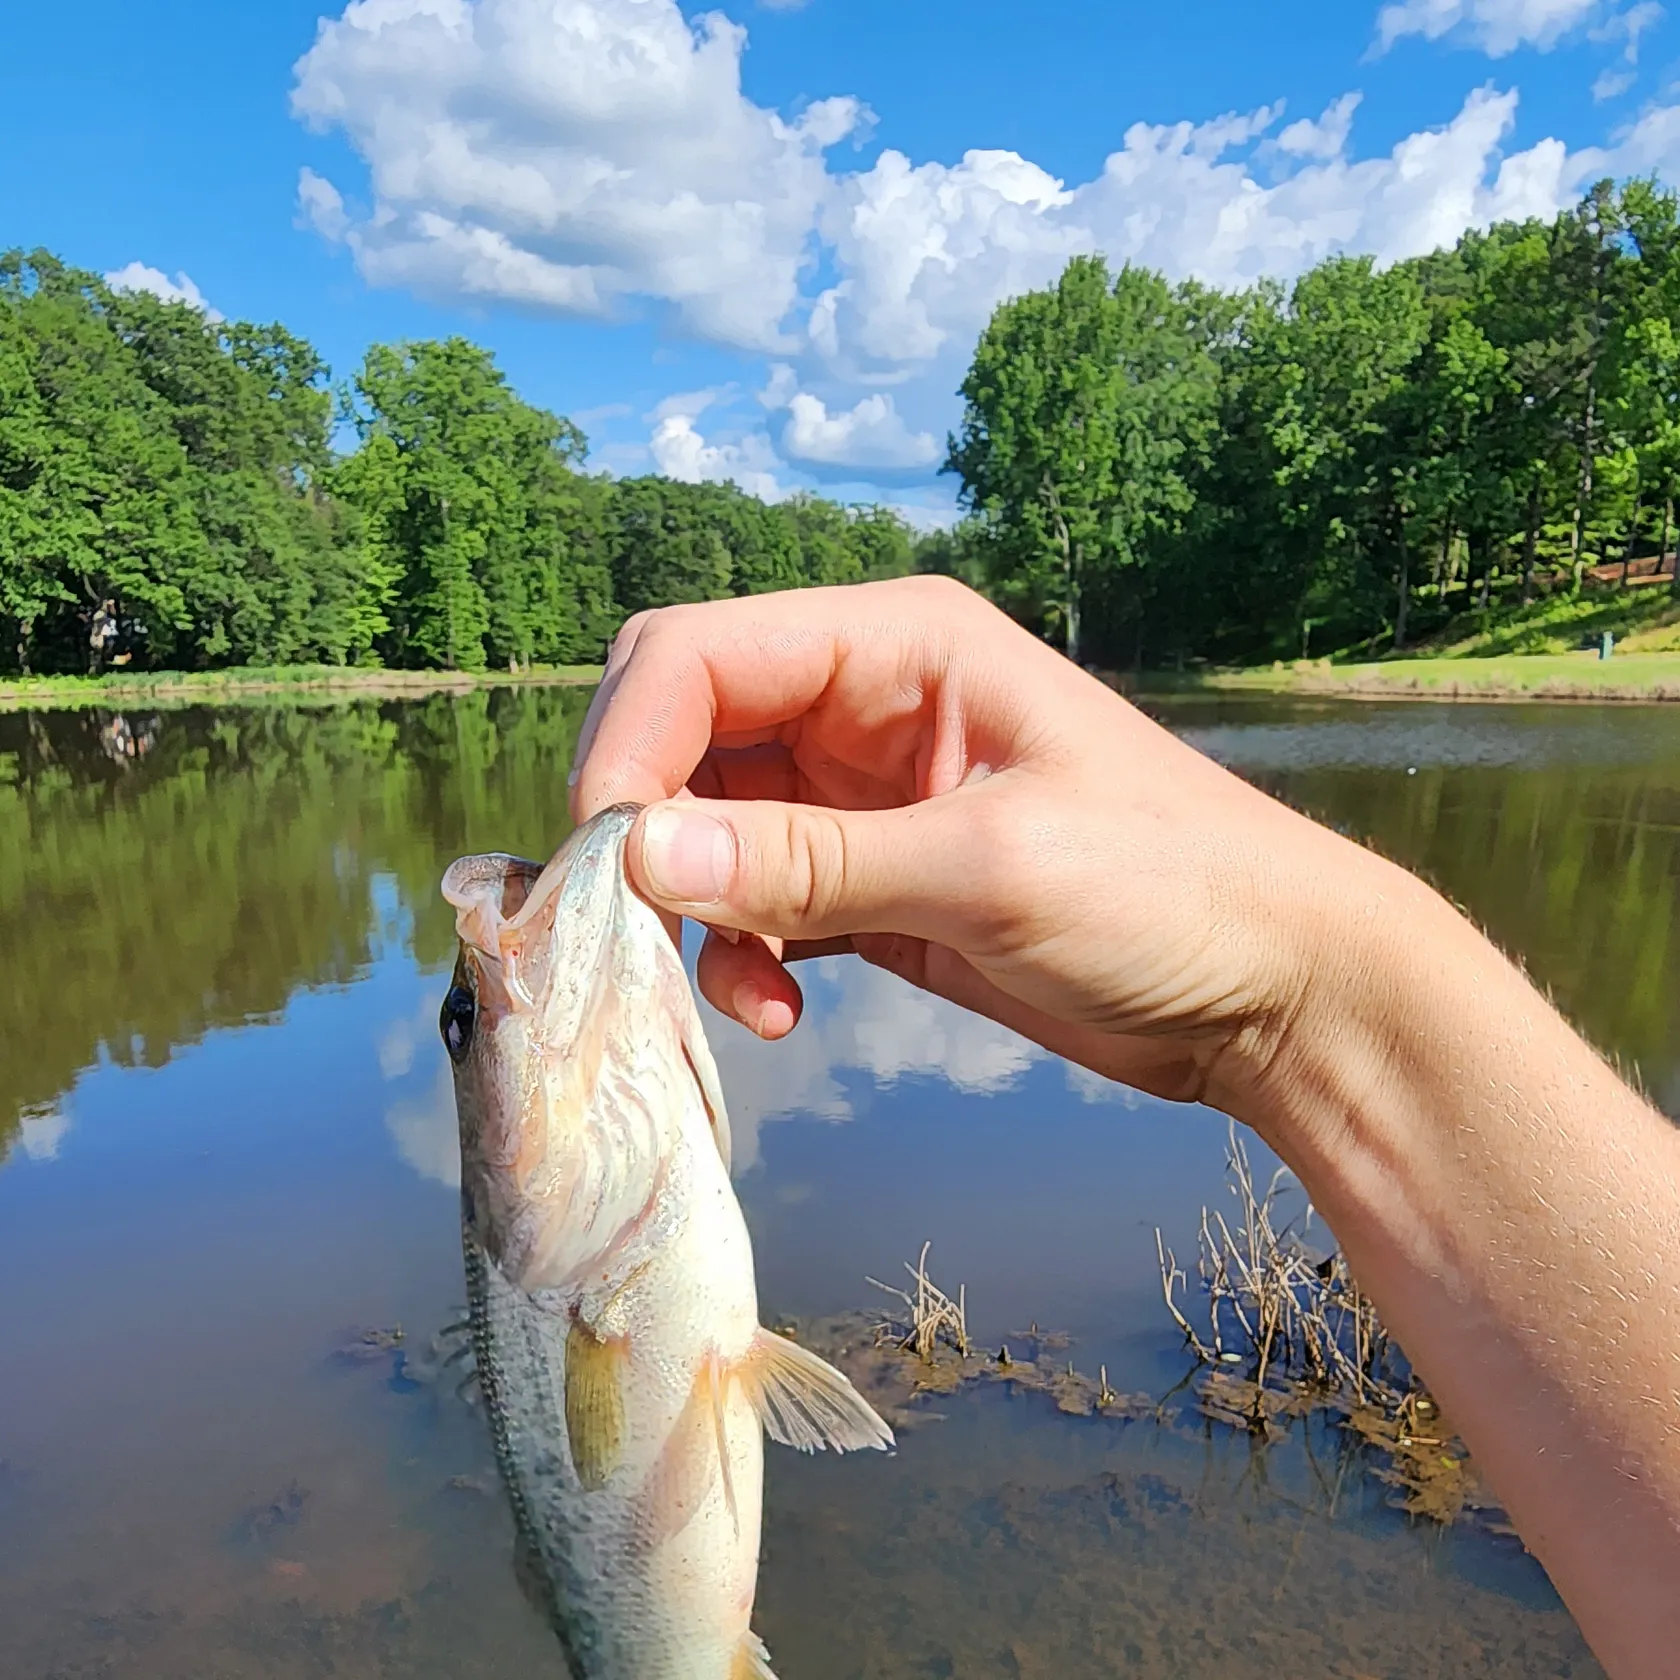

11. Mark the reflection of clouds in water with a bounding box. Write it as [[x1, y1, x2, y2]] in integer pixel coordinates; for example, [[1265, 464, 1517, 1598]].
[[14, 1103, 72, 1162], [385, 1060, 461, 1189], [378, 995, 439, 1081], [1063, 1062, 1144, 1107], [380, 957, 1145, 1188], [707, 957, 1118, 1169]]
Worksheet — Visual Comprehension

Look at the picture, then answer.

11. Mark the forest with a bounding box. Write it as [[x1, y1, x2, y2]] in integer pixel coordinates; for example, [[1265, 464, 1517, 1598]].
[[0, 251, 915, 676], [7, 176, 1680, 675], [941, 177, 1680, 667]]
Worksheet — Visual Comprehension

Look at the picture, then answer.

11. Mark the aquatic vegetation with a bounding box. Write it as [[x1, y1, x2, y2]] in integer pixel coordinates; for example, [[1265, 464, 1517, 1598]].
[[779, 1246, 1159, 1434], [1156, 1121, 1508, 1530]]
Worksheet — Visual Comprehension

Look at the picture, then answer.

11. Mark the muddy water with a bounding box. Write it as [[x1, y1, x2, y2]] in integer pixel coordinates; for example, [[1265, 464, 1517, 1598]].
[[4, 690, 1666, 1678]]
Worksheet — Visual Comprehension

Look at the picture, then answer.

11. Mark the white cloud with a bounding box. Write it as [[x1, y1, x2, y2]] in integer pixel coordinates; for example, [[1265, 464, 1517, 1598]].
[[104, 261, 223, 321], [291, 0, 1678, 504], [1276, 93, 1364, 159], [815, 87, 1574, 380], [290, 0, 868, 351], [780, 390, 941, 469], [649, 412, 787, 502], [1375, 0, 1602, 56], [1594, 66, 1637, 96]]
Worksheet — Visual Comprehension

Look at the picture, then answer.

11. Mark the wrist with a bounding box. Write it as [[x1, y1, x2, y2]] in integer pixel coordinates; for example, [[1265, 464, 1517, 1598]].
[[1206, 829, 1492, 1187]]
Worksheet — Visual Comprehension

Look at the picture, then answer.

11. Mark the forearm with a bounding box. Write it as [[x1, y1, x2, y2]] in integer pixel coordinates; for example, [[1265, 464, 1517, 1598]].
[[1231, 842, 1680, 1677]]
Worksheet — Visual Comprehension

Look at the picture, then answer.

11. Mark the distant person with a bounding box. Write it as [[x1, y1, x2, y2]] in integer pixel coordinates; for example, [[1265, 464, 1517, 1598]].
[[571, 576, 1680, 1680]]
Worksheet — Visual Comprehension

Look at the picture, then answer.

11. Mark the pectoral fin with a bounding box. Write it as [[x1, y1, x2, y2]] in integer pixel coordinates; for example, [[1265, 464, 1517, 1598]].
[[732, 1630, 778, 1679], [738, 1327, 895, 1455], [564, 1321, 628, 1490]]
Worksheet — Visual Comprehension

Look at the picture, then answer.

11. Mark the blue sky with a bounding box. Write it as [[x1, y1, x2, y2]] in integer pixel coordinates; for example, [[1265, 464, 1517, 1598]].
[[4, 0, 1679, 524]]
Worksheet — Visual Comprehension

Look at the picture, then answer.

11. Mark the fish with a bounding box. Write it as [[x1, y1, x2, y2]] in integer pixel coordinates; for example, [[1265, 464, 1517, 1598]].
[[438, 803, 894, 1680]]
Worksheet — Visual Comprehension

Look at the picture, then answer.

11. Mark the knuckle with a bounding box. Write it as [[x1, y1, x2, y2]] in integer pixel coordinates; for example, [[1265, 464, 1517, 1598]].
[[781, 807, 851, 932]]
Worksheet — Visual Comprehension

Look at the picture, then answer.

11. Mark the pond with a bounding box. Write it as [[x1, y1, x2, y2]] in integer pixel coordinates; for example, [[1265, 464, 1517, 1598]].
[[3, 687, 1675, 1679]]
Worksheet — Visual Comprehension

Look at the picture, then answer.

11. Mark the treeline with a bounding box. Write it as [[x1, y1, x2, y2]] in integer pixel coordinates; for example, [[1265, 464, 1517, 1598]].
[[942, 178, 1680, 666], [0, 251, 915, 676]]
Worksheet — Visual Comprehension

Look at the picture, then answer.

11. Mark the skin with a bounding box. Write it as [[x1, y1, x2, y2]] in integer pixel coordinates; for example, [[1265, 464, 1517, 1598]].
[[569, 574, 1680, 1680]]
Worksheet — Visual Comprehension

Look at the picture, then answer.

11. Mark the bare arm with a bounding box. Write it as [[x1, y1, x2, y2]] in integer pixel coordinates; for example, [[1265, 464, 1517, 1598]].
[[571, 576, 1680, 1677], [1239, 849, 1680, 1679]]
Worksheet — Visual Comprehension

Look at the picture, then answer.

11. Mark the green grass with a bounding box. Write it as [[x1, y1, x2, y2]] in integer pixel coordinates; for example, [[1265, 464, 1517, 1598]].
[[0, 663, 605, 713], [1134, 581, 1680, 703], [1139, 649, 1680, 702], [1403, 584, 1680, 659]]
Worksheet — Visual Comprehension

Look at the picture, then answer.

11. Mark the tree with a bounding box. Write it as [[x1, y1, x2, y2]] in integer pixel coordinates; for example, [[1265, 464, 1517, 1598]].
[[337, 338, 613, 670]]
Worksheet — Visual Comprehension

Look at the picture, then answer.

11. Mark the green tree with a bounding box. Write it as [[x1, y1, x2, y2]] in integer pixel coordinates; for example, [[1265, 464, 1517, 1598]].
[[337, 338, 613, 670]]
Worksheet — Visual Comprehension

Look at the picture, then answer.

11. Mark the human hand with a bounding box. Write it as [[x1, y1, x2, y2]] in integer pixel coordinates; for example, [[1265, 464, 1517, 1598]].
[[568, 575, 1374, 1110]]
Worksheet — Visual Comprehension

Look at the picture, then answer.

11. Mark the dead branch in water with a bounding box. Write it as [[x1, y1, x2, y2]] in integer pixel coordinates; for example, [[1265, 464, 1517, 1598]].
[[1157, 1120, 1406, 1418], [868, 1241, 971, 1360]]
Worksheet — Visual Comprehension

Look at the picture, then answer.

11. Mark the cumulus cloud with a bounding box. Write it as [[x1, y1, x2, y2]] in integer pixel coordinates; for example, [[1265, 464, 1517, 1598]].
[[290, 0, 1680, 506], [104, 261, 223, 321], [290, 0, 868, 350], [779, 389, 941, 469], [649, 404, 787, 502], [1375, 0, 1602, 55], [1276, 93, 1364, 159], [814, 87, 1573, 379]]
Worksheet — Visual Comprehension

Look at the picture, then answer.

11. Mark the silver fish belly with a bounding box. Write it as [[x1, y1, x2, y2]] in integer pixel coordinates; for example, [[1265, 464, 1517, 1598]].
[[438, 805, 893, 1680]]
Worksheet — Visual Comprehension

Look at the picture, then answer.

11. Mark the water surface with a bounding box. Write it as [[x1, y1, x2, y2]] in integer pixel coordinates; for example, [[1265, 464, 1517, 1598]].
[[5, 689, 1669, 1678]]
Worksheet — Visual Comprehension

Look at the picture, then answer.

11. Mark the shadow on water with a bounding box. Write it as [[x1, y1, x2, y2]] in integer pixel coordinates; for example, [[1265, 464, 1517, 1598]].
[[1, 690, 1664, 1676]]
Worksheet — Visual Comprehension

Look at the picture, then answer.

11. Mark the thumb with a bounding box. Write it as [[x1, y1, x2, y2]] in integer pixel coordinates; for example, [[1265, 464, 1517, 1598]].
[[626, 796, 992, 947]]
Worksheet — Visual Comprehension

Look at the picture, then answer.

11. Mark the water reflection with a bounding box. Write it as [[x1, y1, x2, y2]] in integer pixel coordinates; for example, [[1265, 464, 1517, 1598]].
[[0, 690, 590, 1164], [1154, 697, 1680, 1114], [3, 690, 1656, 1678]]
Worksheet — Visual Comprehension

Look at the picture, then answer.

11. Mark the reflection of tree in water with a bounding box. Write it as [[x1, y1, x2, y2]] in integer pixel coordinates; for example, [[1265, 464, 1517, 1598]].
[[0, 688, 591, 1161], [1255, 758, 1680, 1114]]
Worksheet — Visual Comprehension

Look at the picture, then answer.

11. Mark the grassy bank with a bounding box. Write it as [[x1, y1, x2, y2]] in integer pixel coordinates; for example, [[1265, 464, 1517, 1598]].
[[1136, 650, 1680, 702], [0, 663, 605, 713], [1134, 586, 1680, 703]]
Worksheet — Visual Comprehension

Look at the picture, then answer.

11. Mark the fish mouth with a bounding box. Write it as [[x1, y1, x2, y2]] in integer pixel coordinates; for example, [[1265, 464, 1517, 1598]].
[[441, 804, 644, 1014]]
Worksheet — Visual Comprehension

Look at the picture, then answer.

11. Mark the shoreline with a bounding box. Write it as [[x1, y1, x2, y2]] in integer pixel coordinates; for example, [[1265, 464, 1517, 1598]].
[[0, 664, 606, 713], [1126, 651, 1680, 705]]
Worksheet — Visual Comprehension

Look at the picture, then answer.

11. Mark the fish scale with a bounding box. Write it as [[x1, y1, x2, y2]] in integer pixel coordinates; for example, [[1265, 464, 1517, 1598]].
[[440, 806, 894, 1679]]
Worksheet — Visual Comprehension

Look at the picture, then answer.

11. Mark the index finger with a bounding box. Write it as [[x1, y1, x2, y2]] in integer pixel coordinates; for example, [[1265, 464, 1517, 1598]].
[[567, 576, 990, 822]]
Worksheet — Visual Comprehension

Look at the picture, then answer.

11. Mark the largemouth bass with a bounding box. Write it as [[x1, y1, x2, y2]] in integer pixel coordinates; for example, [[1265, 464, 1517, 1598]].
[[438, 804, 893, 1679]]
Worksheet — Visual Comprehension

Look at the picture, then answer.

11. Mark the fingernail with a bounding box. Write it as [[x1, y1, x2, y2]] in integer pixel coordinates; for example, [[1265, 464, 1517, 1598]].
[[704, 921, 742, 946], [641, 806, 733, 906], [733, 980, 765, 1027]]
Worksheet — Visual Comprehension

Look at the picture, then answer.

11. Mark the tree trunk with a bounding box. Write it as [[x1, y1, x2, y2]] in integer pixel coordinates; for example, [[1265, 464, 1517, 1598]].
[[1475, 535, 1494, 612], [1570, 383, 1596, 593], [1433, 512, 1453, 595], [1520, 476, 1542, 605], [1068, 543, 1083, 667], [1620, 491, 1644, 588], [1042, 475, 1079, 665], [1665, 494, 1677, 597], [1394, 523, 1411, 652]]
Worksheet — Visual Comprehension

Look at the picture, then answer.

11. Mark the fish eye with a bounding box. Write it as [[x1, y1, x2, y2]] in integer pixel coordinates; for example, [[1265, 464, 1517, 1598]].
[[440, 984, 477, 1064]]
